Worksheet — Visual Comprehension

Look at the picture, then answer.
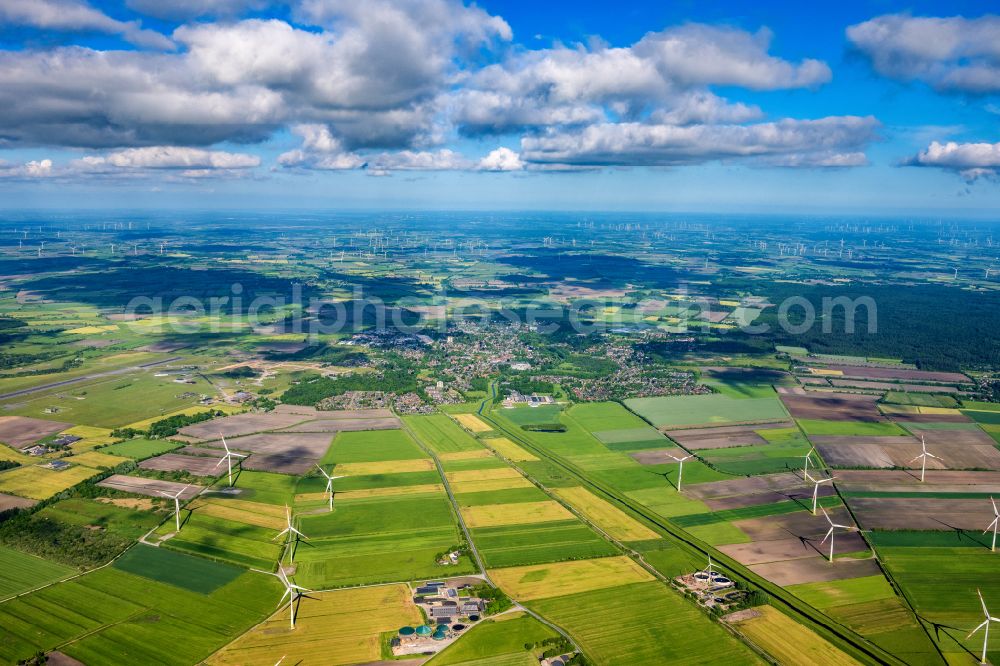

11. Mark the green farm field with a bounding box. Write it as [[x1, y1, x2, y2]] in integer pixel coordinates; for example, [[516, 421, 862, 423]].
[[322, 429, 427, 464], [113, 544, 244, 593], [0, 565, 280, 665], [530, 582, 762, 665], [866, 546, 997, 663], [471, 521, 618, 568], [404, 413, 484, 453], [0, 546, 74, 598], [624, 393, 788, 427]]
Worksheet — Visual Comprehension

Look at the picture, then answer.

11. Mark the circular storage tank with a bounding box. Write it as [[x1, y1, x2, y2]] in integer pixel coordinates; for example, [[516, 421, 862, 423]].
[[415, 625, 433, 637], [398, 626, 416, 637]]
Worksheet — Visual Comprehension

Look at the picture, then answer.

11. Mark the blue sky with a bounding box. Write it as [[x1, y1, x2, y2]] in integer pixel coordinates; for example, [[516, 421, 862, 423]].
[[0, 0, 998, 214]]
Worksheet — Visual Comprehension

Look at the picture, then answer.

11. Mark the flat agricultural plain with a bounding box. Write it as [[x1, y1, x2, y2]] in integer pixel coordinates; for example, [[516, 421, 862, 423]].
[[728, 606, 862, 666], [0, 545, 73, 598], [0, 491, 37, 512], [483, 436, 539, 461], [625, 393, 788, 427], [849, 497, 1000, 531], [461, 499, 574, 528], [0, 552, 279, 665], [779, 393, 885, 422], [179, 411, 308, 439], [208, 583, 422, 666], [488, 556, 654, 601], [813, 365, 970, 384], [203, 432, 333, 475], [549, 486, 659, 541], [278, 416, 401, 432], [0, 416, 71, 449], [665, 422, 794, 450], [815, 431, 1000, 470], [138, 452, 223, 476], [98, 474, 204, 499], [453, 413, 493, 432], [0, 464, 100, 500], [530, 582, 761, 665]]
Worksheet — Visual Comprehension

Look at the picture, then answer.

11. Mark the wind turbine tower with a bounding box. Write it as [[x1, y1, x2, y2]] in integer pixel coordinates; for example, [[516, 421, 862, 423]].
[[314, 464, 346, 512], [805, 472, 836, 515], [819, 507, 855, 563], [668, 453, 691, 491], [802, 447, 817, 481], [274, 505, 308, 562], [214, 434, 247, 486], [909, 435, 941, 483], [967, 589, 1000, 665], [158, 484, 191, 532], [985, 496, 999, 553]]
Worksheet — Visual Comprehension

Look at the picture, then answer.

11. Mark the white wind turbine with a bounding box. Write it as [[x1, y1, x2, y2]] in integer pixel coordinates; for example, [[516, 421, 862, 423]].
[[253, 567, 313, 630], [909, 435, 941, 483], [968, 589, 1000, 665], [985, 497, 999, 553], [668, 453, 691, 491], [158, 484, 191, 532], [819, 507, 856, 563], [215, 434, 247, 487], [274, 505, 308, 561], [314, 464, 346, 512], [802, 447, 817, 481], [805, 471, 836, 515]]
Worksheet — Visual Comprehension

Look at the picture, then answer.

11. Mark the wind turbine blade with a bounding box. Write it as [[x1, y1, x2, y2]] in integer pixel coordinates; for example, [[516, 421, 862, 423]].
[[273, 528, 290, 540], [979, 588, 990, 617], [908, 455, 923, 464], [215, 456, 226, 468], [821, 527, 833, 545], [967, 619, 989, 639], [985, 517, 998, 533]]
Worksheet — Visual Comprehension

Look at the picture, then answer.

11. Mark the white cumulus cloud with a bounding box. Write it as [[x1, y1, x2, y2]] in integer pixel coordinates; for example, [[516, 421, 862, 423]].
[[848, 14, 1000, 93], [904, 140, 1000, 181], [0, 0, 174, 50], [478, 147, 524, 171]]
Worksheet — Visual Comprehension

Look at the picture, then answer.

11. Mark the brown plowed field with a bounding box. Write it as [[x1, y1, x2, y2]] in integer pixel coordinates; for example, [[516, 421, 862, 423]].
[[139, 453, 224, 476], [685, 472, 810, 500], [97, 474, 203, 499], [814, 365, 970, 383], [719, 532, 868, 565], [850, 497, 998, 531], [0, 416, 71, 449], [748, 557, 881, 586], [199, 432, 333, 474], [780, 393, 884, 422]]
